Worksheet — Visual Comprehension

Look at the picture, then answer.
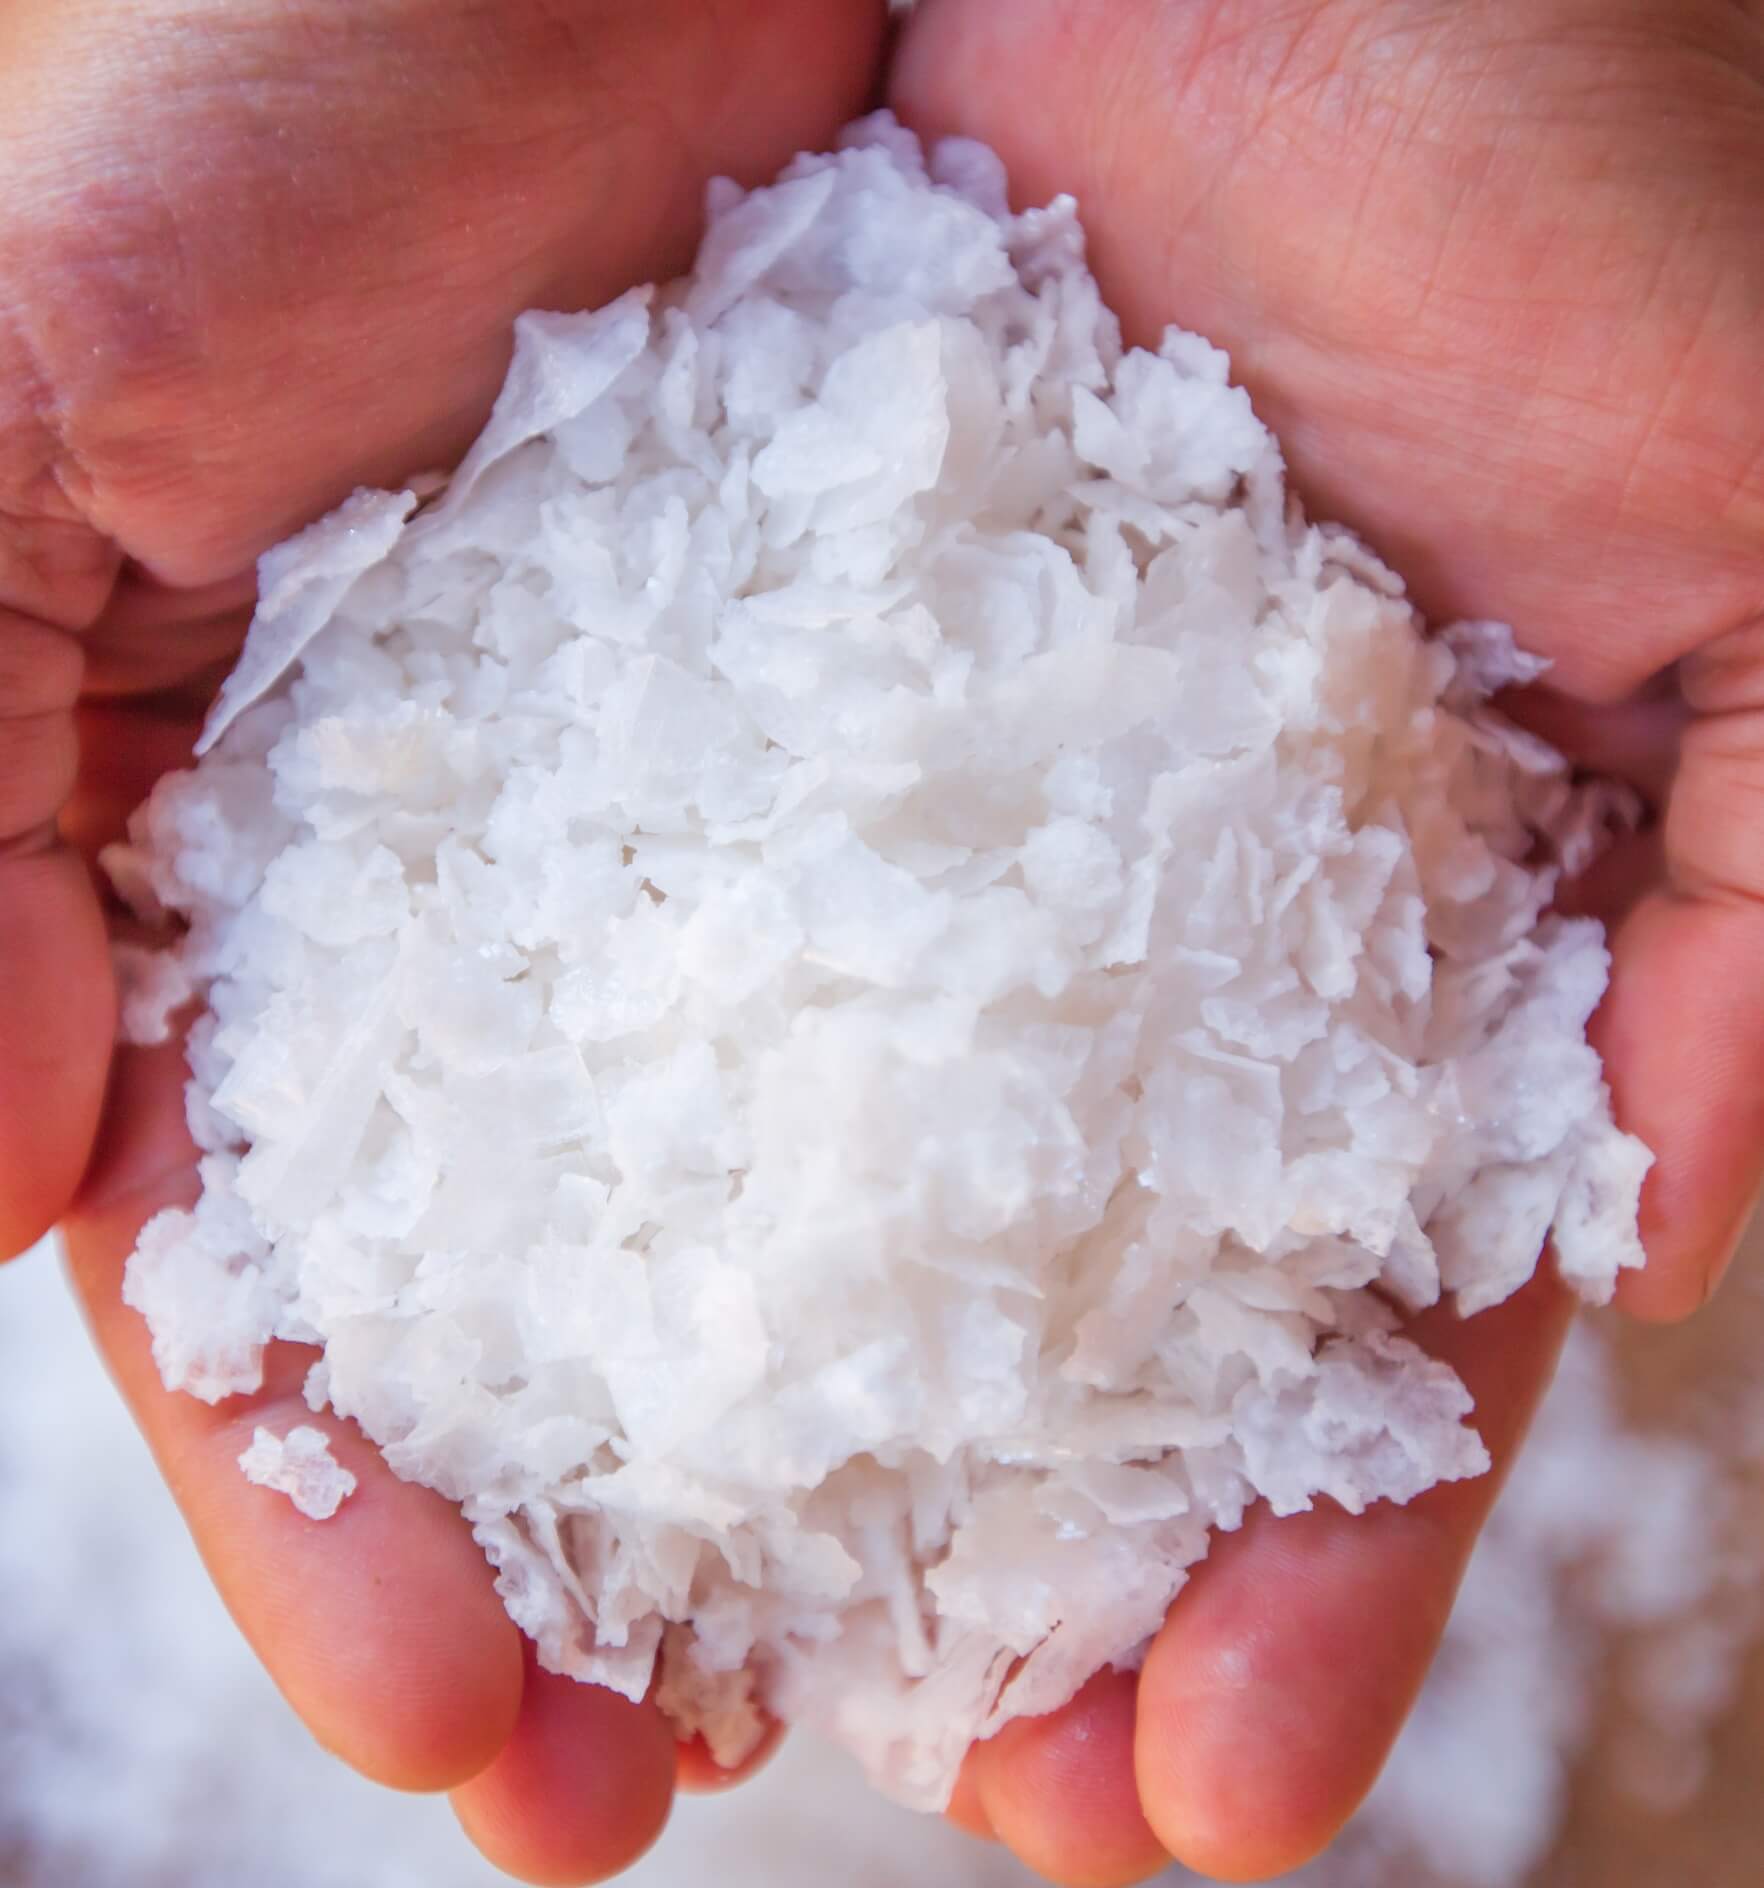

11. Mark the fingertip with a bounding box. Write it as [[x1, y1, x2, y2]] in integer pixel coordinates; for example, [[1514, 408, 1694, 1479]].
[[1613, 1189, 1757, 1322], [971, 1668, 1168, 1888], [451, 1654, 675, 1887], [0, 1194, 65, 1266], [1133, 1508, 1444, 1883]]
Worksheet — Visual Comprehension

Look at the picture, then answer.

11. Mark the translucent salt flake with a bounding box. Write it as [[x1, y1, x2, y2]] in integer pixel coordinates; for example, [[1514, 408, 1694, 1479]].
[[199, 488, 417, 755], [238, 1425, 358, 1521], [686, 168, 838, 327], [110, 111, 1648, 1814], [425, 292, 653, 526]]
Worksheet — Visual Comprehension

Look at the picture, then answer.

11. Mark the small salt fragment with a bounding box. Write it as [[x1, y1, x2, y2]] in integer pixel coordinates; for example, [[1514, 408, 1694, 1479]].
[[655, 1624, 769, 1770], [238, 1425, 357, 1521], [111, 941, 199, 1045]]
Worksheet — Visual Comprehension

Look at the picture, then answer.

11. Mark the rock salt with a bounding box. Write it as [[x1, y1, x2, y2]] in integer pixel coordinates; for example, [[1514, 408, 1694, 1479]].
[[105, 114, 1649, 1807], [238, 1426, 357, 1522]]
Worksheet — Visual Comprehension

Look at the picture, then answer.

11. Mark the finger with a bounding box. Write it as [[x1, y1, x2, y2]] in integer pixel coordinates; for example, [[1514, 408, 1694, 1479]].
[[1479, 787, 1755, 1322], [1597, 887, 1764, 1321], [80, 567, 254, 698], [0, 608, 111, 1257], [61, 1037, 524, 1791], [451, 1646, 676, 1888], [1135, 1272, 1574, 1881], [0, 846, 111, 1257], [1597, 654, 1764, 1319], [63, 692, 211, 870], [965, 1667, 1168, 1887]]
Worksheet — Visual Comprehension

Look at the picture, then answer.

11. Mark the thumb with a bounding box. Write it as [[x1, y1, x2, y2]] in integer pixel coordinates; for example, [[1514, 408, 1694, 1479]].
[[0, 607, 114, 1258], [0, 78, 128, 1258], [1602, 619, 1764, 1320]]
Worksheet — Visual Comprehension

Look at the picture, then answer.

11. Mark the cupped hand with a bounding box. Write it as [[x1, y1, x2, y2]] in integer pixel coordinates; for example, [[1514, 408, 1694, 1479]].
[[0, 2, 884, 1882], [893, 0, 1764, 1878], [6, 2, 1761, 1884]]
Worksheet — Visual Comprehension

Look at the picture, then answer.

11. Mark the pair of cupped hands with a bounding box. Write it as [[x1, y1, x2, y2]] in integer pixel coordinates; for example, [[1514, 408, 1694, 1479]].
[[2, 1, 1761, 1882]]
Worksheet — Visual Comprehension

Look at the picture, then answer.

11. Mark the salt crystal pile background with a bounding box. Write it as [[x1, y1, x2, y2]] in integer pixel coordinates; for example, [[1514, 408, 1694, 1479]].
[[6, 1238, 1761, 1888], [106, 115, 1649, 1803]]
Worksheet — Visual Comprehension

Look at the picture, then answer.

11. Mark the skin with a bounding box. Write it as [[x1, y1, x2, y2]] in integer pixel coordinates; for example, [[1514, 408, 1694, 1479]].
[[2, 0, 1760, 1881]]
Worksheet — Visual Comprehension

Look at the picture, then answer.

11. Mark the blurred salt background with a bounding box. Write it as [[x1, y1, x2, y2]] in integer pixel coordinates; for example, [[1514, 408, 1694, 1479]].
[[3, 1233, 1761, 1888]]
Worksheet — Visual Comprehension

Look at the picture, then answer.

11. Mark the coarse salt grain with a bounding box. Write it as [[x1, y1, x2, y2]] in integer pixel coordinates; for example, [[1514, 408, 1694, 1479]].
[[238, 1426, 357, 1523], [106, 113, 1649, 1809]]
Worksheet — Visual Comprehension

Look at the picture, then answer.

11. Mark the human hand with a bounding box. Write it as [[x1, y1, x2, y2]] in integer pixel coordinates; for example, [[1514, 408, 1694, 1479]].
[[893, 0, 1764, 1877], [0, 1, 883, 1880], [9, 2, 1757, 1882]]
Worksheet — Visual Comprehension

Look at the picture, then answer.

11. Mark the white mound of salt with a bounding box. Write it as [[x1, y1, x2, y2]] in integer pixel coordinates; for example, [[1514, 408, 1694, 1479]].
[[238, 1425, 357, 1522], [105, 113, 1649, 1807]]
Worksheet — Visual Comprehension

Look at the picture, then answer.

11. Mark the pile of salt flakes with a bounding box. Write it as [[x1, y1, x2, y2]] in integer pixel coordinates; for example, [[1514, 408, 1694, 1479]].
[[106, 115, 1648, 1805]]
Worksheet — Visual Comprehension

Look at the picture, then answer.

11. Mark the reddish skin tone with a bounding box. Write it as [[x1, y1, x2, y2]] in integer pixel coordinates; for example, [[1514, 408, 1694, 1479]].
[[962, 1668, 1168, 1886], [1131, 1275, 1574, 1881], [4, 1, 1761, 1881], [451, 1647, 678, 1887]]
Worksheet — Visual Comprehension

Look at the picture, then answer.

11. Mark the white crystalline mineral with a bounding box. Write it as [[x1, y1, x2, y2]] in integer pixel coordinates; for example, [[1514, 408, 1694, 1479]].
[[238, 1426, 357, 1522], [106, 114, 1650, 1808]]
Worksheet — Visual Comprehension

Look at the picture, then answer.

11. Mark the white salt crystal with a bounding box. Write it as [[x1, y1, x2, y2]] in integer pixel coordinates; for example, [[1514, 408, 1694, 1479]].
[[106, 112, 1650, 1810], [200, 489, 418, 755], [238, 1426, 357, 1522], [112, 940, 199, 1045]]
